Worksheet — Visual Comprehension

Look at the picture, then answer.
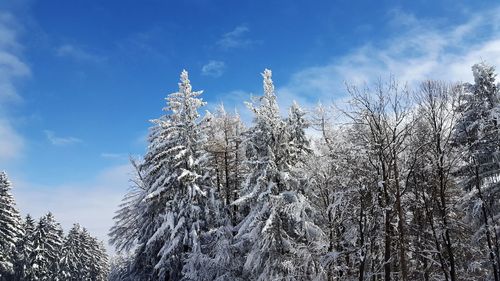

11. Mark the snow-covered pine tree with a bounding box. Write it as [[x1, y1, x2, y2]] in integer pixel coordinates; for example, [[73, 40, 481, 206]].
[[59, 224, 82, 280], [452, 62, 500, 280], [181, 214, 240, 281], [286, 102, 312, 166], [29, 212, 64, 281], [96, 241, 110, 280], [79, 228, 109, 281], [136, 70, 213, 280], [13, 214, 36, 281], [0, 171, 23, 281], [78, 228, 94, 280], [60, 224, 109, 281], [233, 69, 324, 281]]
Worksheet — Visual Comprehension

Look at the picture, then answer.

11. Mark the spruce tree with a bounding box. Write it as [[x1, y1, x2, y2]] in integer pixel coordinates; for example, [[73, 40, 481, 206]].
[[60, 224, 109, 281], [59, 224, 82, 280], [0, 171, 23, 281], [80, 228, 109, 280], [14, 214, 36, 281], [29, 213, 64, 281], [115, 70, 214, 280], [234, 69, 323, 280], [150, 70, 213, 280]]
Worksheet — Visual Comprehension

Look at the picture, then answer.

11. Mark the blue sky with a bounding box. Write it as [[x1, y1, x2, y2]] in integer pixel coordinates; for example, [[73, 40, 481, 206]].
[[1, 0, 500, 248]]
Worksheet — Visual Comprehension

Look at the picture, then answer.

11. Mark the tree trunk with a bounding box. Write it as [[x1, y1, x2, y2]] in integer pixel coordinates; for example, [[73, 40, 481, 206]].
[[380, 157, 392, 281], [393, 154, 408, 281], [436, 137, 457, 281], [359, 202, 366, 281]]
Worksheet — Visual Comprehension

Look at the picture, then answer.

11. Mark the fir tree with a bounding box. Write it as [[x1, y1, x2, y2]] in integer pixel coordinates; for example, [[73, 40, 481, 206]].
[[0, 171, 23, 281], [234, 69, 323, 280], [113, 70, 214, 281], [14, 214, 36, 281], [29, 213, 64, 281], [147, 70, 213, 280], [59, 224, 109, 281], [59, 224, 82, 280]]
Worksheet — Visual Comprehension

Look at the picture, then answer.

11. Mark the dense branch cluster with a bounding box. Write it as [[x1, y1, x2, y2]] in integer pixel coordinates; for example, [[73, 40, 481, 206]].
[[105, 62, 497, 280], [0, 172, 109, 281]]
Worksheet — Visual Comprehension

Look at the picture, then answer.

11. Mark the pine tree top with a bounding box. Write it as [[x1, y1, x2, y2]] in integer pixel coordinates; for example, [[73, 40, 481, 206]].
[[0, 171, 12, 192]]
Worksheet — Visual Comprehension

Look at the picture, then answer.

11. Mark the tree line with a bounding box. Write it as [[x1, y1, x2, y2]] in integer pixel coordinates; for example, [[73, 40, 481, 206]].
[[107, 62, 499, 280], [0, 172, 109, 281]]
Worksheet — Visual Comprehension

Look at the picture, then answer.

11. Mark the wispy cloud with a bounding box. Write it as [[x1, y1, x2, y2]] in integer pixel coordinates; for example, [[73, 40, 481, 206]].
[[101, 153, 127, 160], [216, 25, 258, 49], [277, 6, 500, 110], [56, 44, 105, 63], [0, 11, 28, 165], [0, 11, 30, 104], [201, 60, 226, 77], [44, 130, 82, 146]]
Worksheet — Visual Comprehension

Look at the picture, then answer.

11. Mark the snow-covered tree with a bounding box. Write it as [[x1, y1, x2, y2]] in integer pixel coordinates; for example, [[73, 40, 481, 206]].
[[180, 105, 246, 281], [234, 69, 324, 280], [112, 70, 215, 281], [203, 104, 246, 221], [107, 62, 500, 280], [109, 159, 146, 251], [59, 224, 82, 280], [0, 172, 108, 280], [148, 70, 215, 280], [0, 171, 23, 281], [79, 228, 109, 280], [59, 224, 109, 281], [286, 102, 312, 166], [13, 214, 36, 281], [28, 213, 64, 281], [452, 62, 500, 280], [308, 103, 388, 281], [402, 81, 471, 280], [95, 241, 110, 280], [108, 254, 135, 281]]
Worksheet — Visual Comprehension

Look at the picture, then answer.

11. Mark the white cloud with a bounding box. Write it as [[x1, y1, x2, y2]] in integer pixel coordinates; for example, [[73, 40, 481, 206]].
[[101, 152, 127, 160], [201, 60, 226, 77], [0, 118, 24, 162], [0, 11, 30, 104], [0, 12, 28, 163], [216, 25, 258, 49], [11, 163, 134, 253], [44, 130, 82, 146], [277, 7, 500, 110], [56, 44, 105, 63]]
